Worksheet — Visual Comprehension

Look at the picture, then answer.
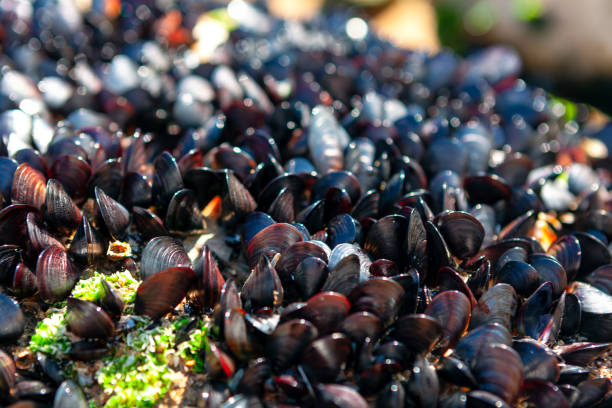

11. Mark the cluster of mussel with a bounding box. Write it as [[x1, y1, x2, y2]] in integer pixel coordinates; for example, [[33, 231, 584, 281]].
[[0, 0, 612, 407]]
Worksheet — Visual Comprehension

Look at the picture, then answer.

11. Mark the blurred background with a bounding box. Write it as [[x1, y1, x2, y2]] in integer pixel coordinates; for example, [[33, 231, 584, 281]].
[[268, 0, 612, 115]]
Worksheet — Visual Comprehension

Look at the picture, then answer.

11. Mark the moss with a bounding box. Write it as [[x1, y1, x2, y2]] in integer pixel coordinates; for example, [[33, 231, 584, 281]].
[[97, 318, 178, 407], [72, 271, 139, 304], [176, 319, 209, 373], [28, 309, 71, 358]]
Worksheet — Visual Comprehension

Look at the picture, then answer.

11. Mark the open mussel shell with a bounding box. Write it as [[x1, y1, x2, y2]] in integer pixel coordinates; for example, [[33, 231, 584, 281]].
[[300, 332, 352, 382], [266, 319, 318, 371], [11, 163, 47, 210], [436, 211, 484, 260], [348, 278, 405, 328], [140, 236, 191, 280], [43, 179, 81, 235], [95, 186, 130, 240], [246, 223, 302, 268], [472, 343, 523, 404], [190, 246, 225, 311], [165, 188, 204, 233], [66, 298, 115, 340], [68, 216, 104, 265], [134, 266, 195, 320], [393, 314, 442, 354], [36, 246, 80, 302], [0, 294, 25, 342], [53, 380, 88, 408], [568, 281, 612, 342], [425, 290, 471, 349], [241, 255, 283, 311]]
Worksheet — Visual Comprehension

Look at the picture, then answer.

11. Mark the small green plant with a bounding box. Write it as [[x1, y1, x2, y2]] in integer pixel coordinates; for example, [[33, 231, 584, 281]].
[[29, 309, 71, 358]]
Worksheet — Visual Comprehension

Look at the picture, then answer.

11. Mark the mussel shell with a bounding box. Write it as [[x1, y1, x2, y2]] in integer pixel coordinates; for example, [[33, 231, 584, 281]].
[[321, 254, 361, 297], [68, 216, 104, 265], [191, 246, 225, 311], [302, 291, 351, 335], [572, 378, 611, 408], [36, 246, 80, 302], [312, 170, 361, 205], [393, 313, 442, 354], [466, 390, 510, 408], [292, 257, 329, 301], [26, 212, 64, 260], [425, 290, 471, 349], [134, 266, 195, 320], [241, 255, 283, 311], [454, 323, 512, 367], [364, 215, 407, 267], [205, 342, 236, 380], [327, 213, 362, 248], [586, 264, 612, 295], [0, 294, 25, 342], [470, 283, 518, 330], [436, 355, 478, 388], [517, 281, 553, 339], [165, 188, 204, 232], [50, 155, 91, 201], [224, 308, 261, 361], [246, 223, 302, 268], [152, 151, 184, 209], [495, 260, 539, 298], [95, 186, 130, 240], [547, 235, 581, 281], [43, 179, 81, 235], [0, 245, 22, 285], [275, 241, 329, 283], [53, 380, 88, 408], [11, 163, 46, 209], [406, 354, 440, 407], [68, 340, 110, 361], [66, 297, 115, 339], [339, 312, 383, 345], [472, 343, 523, 404], [316, 383, 368, 408], [300, 333, 352, 382], [437, 211, 485, 260], [529, 253, 567, 299], [569, 281, 612, 342], [0, 157, 18, 201], [12, 262, 37, 297], [120, 172, 152, 209], [0, 349, 16, 394], [574, 232, 612, 280], [88, 159, 123, 200], [140, 236, 191, 280], [224, 171, 257, 221], [266, 319, 318, 371], [558, 364, 590, 385], [131, 206, 169, 241], [513, 338, 559, 382], [463, 174, 511, 205], [348, 278, 405, 328]]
